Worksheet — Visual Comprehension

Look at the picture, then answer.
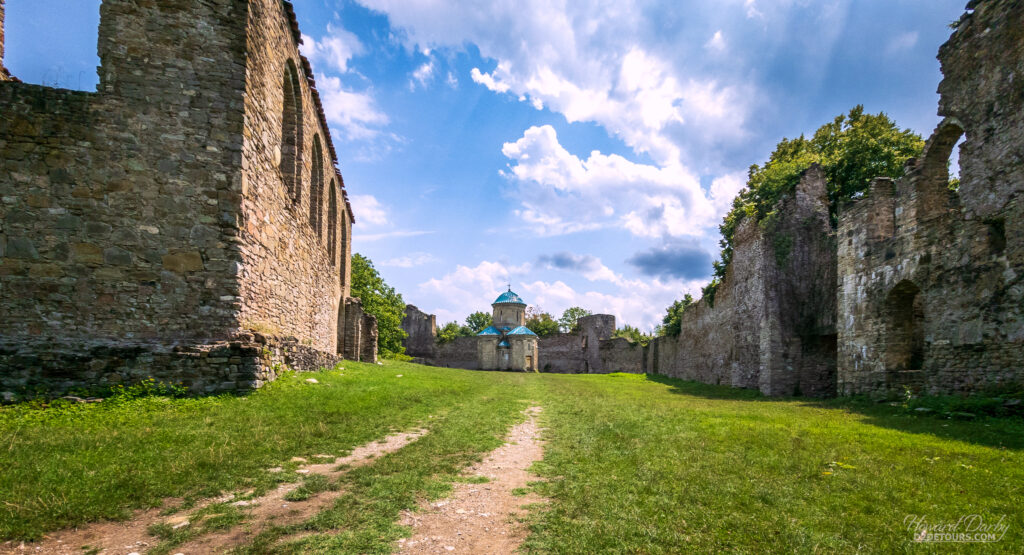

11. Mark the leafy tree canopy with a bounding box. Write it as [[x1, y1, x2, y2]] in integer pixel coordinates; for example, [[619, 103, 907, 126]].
[[351, 253, 407, 356], [558, 307, 593, 333], [702, 106, 924, 304], [436, 321, 474, 345], [525, 307, 560, 338], [613, 324, 654, 346], [465, 311, 493, 333], [657, 294, 694, 337]]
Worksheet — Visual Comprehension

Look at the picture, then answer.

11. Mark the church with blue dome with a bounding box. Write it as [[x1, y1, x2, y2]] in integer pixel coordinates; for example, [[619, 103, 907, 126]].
[[475, 287, 539, 371]]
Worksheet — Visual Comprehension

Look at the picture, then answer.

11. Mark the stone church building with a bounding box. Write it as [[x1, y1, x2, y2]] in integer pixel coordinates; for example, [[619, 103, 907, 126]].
[[475, 289, 539, 371], [0, 0, 378, 395]]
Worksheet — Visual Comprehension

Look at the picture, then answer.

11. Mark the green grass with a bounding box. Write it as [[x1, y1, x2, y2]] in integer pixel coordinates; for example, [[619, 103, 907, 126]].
[[1, 363, 1022, 553]]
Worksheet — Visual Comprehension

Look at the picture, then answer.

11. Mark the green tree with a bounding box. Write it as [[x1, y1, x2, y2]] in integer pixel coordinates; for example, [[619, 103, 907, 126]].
[[436, 321, 469, 344], [658, 294, 694, 337], [558, 307, 592, 333], [524, 307, 560, 338], [613, 324, 653, 346], [350, 253, 407, 356], [704, 106, 924, 305], [465, 311, 493, 333]]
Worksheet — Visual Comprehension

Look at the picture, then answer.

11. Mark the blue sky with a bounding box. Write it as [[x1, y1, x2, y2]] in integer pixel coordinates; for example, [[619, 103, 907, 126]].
[[5, 0, 968, 330]]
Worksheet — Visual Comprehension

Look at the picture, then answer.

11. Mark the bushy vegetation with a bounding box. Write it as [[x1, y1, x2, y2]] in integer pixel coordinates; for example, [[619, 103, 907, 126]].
[[351, 253, 407, 356], [558, 306, 592, 333], [525, 307, 560, 337], [656, 293, 694, 337], [436, 311, 494, 344], [612, 324, 654, 346]]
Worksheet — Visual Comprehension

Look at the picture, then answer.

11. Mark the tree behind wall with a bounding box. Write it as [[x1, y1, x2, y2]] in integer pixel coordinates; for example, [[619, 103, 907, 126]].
[[351, 253, 407, 356]]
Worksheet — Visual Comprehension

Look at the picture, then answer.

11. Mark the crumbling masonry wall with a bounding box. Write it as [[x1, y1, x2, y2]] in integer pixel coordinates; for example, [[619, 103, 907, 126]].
[[0, 1, 374, 394], [648, 166, 838, 397], [401, 304, 438, 359], [837, 0, 1024, 396]]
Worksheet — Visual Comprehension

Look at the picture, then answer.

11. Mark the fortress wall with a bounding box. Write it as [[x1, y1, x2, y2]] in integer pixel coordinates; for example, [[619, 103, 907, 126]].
[[432, 337, 479, 370], [0, 0, 356, 394], [837, 0, 1024, 396], [598, 337, 644, 374], [537, 334, 585, 373], [401, 304, 438, 358], [237, 0, 352, 353], [653, 166, 837, 396]]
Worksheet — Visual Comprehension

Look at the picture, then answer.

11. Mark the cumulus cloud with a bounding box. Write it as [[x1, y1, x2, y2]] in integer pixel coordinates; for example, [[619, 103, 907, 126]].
[[317, 74, 390, 141], [501, 125, 726, 238], [705, 30, 727, 52], [626, 241, 713, 280], [410, 57, 435, 89], [348, 194, 389, 226], [355, 0, 754, 168], [301, 25, 365, 73], [417, 260, 532, 323]]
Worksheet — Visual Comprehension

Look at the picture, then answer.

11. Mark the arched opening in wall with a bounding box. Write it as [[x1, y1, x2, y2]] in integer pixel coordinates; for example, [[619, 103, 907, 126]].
[[280, 60, 303, 205], [309, 134, 324, 238], [919, 119, 965, 191], [884, 280, 925, 373], [328, 180, 338, 265], [339, 197, 349, 288]]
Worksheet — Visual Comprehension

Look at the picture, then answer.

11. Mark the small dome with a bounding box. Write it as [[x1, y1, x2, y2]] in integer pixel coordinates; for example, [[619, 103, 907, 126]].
[[507, 325, 537, 336], [477, 326, 502, 336], [493, 288, 526, 305]]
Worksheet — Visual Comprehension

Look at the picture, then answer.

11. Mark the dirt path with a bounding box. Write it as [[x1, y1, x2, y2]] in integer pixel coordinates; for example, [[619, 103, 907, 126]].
[[5, 428, 428, 555], [397, 406, 546, 555]]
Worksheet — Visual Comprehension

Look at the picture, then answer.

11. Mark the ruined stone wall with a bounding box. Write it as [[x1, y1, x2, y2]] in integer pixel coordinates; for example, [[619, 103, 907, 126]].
[[401, 304, 438, 358], [537, 334, 585, 373], [238, 0, 352, 353], [0, 0, 361, 393], [837, 0, 1023, 396], [598, 337, 645, 374], [430, 337, 479, 370], [1, 0, 249, 355], [652, 166, 837, 396]]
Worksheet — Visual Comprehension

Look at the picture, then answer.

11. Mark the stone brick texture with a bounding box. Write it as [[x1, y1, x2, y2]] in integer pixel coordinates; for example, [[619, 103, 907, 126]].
[[836, 0, 1024, 396], [0, 0, 373, 394], [647, 165, 838, 397], [401, 304, 438, 358]]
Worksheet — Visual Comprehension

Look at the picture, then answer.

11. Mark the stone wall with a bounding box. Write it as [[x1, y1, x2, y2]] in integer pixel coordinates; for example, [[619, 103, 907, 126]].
[[238, 0, 353, 353], [599, 337, 645, 374], [0, 0, 369, 394], [649, 166, 837, 397], [836, 0, 1024, 396], [431, 337, 479, 370], [537, 334, 585, 373], [401, 304, 438, 358], [0, 332, 340, 397]]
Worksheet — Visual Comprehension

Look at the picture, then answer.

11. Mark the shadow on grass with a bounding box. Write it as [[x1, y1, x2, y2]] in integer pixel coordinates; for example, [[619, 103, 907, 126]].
[[644, 373, 1024, 451]]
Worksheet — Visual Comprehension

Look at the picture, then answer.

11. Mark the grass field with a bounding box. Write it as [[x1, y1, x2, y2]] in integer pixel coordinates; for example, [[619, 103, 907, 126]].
[[1, 361, 1021, 553]]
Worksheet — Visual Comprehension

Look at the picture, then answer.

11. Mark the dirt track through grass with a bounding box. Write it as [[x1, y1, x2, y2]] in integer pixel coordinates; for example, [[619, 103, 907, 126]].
[[397, 406, 546, 554], [3, 362, 1023, 553]]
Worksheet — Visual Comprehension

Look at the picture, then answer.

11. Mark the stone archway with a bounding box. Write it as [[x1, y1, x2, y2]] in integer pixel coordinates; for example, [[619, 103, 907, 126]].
[[884, 280, 924, 387]]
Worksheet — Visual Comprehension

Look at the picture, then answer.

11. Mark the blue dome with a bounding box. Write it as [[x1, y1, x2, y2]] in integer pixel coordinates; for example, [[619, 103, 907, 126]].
[[477, 326, 502, 336], [497, 339, 511, 347], [507, 325, 537, 336], [493, 289, 526, 305]]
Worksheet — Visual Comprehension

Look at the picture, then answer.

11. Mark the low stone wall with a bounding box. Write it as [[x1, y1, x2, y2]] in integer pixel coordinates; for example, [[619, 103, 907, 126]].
[[425, 337, 479, 370], [598, 337, 645, 374], [0, 332, 341, 398]]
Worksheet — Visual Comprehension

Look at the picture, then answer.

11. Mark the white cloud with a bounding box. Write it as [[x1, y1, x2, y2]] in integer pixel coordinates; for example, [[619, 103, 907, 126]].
[[356, 0, 753, 168], [317, 74, 390, 141], [501, 125, 727, 238], [349, 194, 389, 226], [410, 60, 435, 89], [301, 25, 364, 73], [380, 252, 438, 267], [417, 260, 532, 323], [357, 229, 434, 242], [705, 30, 726, 52]]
